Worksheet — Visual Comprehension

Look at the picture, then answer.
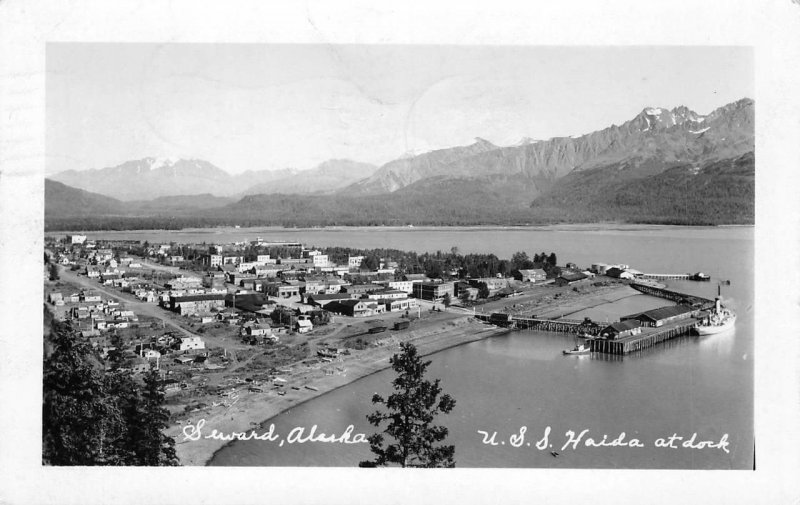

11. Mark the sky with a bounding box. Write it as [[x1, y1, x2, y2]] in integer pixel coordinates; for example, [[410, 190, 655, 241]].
[[46, 44, 753, 175]]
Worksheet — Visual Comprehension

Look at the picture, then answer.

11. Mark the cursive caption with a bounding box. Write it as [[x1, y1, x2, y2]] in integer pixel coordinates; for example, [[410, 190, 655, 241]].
[[182, 419, 368, 446], [477, 426, 730, 453]]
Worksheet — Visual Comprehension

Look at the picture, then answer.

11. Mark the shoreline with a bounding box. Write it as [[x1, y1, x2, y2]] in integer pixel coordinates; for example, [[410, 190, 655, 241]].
[[171, 283, 638, 466], [170, 317, 508, 466], [44, 222, 755, 236]]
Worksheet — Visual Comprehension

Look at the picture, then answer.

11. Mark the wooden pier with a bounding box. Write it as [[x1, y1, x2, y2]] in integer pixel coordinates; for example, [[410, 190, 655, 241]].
[[639, 273, 691, 281], [473, 284, 709, 354], [475, 313, 601, 335], [512, 317, 600, 335], [630, 283, 714, 309], [588, 320, 698, 355]]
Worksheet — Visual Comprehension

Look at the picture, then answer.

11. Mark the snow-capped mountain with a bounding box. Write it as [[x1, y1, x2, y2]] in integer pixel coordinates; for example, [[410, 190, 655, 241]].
[[340, 98, 753, 197], [50, 158, 378, 200]]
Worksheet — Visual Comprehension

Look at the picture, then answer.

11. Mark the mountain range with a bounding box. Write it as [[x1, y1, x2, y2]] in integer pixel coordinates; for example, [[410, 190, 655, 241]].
[[45, 98, 754, 229], [343, 98, 753, 199], [50, 158, 379, 200]]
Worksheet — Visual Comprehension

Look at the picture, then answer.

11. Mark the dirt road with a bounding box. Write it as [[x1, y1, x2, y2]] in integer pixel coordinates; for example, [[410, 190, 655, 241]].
[[61, 269, 210, 343]]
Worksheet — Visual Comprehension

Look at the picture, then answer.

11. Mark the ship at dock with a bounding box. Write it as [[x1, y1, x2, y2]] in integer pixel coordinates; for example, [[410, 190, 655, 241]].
[[694, 286, 736, 335]]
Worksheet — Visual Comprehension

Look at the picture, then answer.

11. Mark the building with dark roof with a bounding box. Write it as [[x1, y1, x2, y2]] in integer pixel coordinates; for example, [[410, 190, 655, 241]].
[[343, 284, 380, 295], [600, 320, 642, 339], [621, 305, 696, 327], [554, 271, 588, 286], [517, 269, 547, 282], [323, 299, 385, 317], [306, 292, 355, 307], [412, 281, 454, 301], [606, 267, 635, 280], [169, 294, 226, 316]]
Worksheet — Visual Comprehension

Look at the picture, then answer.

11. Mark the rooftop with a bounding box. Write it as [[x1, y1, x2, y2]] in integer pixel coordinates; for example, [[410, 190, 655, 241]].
[[603, 320, 642, 332], [170, 294, 226, 302], [623, 305, 695, 321]]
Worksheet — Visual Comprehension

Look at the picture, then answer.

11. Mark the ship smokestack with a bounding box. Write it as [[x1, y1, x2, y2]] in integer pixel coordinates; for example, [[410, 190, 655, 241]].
[[715, 297, 721, 315]]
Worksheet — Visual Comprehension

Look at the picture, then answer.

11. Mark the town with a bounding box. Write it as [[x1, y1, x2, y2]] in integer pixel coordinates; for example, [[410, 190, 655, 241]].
[[43, 233, 714, 465]]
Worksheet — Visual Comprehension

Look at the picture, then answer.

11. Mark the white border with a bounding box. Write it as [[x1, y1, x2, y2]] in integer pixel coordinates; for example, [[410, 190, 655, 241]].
[[2, 1, 799, 504]]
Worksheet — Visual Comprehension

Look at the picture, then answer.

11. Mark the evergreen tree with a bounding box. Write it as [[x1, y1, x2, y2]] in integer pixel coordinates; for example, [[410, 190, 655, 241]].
[[360, 343, 456, 468], [43, 322, 179, 466], [511, 251, 533, 270], [477, 282, 490, 299], [48, 263, 60, 281], [442, 293, 452, 308], [127, 370, 179, 466], [361, 253, 381, 271], [43, 323, 122, 465]]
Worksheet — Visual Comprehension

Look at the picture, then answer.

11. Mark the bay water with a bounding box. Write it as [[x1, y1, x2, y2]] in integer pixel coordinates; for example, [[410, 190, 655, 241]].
[[67, 225, 752, 468]]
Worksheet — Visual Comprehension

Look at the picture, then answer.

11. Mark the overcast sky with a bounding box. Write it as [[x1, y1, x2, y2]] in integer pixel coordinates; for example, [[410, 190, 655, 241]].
[[46, 44, 753, 175]]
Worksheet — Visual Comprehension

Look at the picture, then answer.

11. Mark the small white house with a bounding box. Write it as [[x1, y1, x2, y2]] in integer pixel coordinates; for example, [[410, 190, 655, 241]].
[[178, 336, 206, 351], [295, 319, 313, 334]]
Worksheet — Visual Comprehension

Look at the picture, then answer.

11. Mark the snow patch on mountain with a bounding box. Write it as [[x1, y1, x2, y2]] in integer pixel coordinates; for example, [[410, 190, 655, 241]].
[[148, 157, 180, 169]]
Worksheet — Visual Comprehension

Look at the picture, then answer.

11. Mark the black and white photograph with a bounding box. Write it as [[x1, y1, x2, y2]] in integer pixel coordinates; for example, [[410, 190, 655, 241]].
[[1, 1, 799, 504]]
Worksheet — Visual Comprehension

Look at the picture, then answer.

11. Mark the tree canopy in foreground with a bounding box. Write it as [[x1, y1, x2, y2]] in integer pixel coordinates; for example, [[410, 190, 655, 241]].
[[359, 342, 456, 468], [42, 321, 178, 466]]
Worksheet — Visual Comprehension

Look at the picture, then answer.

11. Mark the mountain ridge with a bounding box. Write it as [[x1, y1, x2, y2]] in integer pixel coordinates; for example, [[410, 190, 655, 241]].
[[50, 158, 379, 201], [45, 97, 754, 229], [339, 98, 752, 198]]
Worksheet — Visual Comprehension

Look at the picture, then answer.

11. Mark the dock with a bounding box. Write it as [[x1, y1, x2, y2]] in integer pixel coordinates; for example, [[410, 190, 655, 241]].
[[588, 319, 698, 355], [639, 273, 691, 281], [473, 284, 712, 355], [511, 317, 600, 335], [630, 283, 714, 309], [639, 273, 711, 282], [475, 313, 600, 335]]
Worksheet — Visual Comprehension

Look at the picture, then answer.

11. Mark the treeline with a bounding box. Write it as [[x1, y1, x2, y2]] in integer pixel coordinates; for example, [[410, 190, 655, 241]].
[[45, 216, 234, 232], [43, 320, 178, 466], [45, 214, 563, 232], [316, 245, 560, 280]]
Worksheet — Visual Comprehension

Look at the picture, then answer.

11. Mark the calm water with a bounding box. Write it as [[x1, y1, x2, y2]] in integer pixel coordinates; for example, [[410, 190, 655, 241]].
[[78, 225, 752, 468]]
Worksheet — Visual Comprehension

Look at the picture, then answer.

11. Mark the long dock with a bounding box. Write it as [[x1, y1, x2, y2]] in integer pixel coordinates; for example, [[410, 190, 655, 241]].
[[639, 273, 691, 280], [588, 319, 698, 355], [474, 313, 601, 335], [512, 317, 600, 335], [630, 283, 714, 309], [474, 284, 711, 355]]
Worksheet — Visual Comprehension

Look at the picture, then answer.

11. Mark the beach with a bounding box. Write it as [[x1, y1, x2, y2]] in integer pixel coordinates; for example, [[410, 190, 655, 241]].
[[169, 315, 507, 466]]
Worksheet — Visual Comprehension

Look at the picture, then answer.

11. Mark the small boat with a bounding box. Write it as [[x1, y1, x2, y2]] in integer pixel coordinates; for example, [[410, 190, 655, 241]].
[[305, 385, 319, 391], [563, 343, 590, 355], [550, 451, 559, 458]]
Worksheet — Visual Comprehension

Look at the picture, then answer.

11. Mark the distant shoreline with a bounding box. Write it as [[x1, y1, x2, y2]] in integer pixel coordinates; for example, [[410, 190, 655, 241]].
[[45, 222, 754, 236]]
